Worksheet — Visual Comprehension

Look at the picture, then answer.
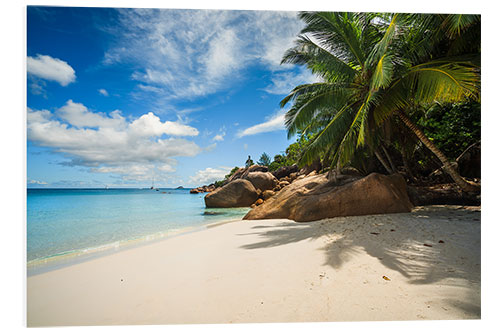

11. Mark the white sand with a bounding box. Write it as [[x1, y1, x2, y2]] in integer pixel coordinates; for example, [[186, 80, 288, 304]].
[[27, 205, 480, 326]]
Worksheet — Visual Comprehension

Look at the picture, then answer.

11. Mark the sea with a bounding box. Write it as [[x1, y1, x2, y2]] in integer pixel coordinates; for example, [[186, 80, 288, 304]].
[[27, 188, 249, 274]]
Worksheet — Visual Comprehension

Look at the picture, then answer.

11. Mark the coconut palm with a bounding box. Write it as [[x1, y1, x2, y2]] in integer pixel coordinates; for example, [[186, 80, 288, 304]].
[[281, 12, 480, 192]]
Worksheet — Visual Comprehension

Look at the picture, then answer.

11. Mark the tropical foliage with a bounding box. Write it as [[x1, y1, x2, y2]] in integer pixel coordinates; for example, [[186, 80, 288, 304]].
[[258, 152, 272, 166], [280, 12, 480, 191]]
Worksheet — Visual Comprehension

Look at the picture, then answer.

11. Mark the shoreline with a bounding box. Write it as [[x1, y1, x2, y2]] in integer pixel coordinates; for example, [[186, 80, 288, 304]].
[[27, 205, 480, 326], [28, 216, 246, 276]]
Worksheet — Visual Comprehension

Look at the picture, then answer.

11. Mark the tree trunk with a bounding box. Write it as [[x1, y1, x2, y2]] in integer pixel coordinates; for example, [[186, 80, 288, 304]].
[[374, 149, 393, 174], [401, 149, 416, 183], [397, 110, 479, 193], [381, 143, 397, 173]]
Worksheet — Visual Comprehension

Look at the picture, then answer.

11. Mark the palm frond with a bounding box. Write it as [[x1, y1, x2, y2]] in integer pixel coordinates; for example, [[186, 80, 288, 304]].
[[284, 86, 351, 139], [299, 103, 355, 166], [405, 61, 480, 103], [298, 12, 366, 67], [281, 35, 357, 82], [370, 54, 395, 90], [442, 14, 480, 38]]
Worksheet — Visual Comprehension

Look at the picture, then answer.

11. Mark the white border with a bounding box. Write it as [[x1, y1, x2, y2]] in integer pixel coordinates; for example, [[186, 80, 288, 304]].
[[3, 1, 498, 332]]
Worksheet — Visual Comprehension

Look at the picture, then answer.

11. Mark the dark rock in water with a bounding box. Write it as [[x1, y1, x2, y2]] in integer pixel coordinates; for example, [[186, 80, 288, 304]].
[[205, 179, 259, 208], [190, 184, 216, 194], [244, 173, 413, 222], [176, 186, 184, 189], [272, 165, 298, 180], [202, 211, 224, 216]]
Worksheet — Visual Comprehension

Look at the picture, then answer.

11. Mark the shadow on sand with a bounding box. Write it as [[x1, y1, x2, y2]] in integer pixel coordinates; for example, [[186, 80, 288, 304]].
[[239, 205, 480, 317]]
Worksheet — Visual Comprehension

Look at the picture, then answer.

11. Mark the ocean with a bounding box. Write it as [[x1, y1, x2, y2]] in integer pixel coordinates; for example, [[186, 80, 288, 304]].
[[27, 188, 249, 272]]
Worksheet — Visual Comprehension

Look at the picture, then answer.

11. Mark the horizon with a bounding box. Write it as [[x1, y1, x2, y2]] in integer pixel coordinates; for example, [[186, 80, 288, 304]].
[[27, 6, 316, 189]]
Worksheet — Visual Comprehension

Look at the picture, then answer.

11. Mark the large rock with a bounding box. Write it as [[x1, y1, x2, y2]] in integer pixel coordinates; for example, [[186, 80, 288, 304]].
[[244, 173, 413, 222], [272, 165, 298, 180], [226, 167, 246, 183], [205, 179, 259, 208], [243, 171, 277, 192], [262, 190, 275, 201], [299, 159, 322, 175], [225, 165, 269, 185], [242, 165, 269, 178]]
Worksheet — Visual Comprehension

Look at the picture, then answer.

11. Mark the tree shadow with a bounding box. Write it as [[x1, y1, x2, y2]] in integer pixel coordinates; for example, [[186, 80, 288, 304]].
[[239, 206, 481, 286]]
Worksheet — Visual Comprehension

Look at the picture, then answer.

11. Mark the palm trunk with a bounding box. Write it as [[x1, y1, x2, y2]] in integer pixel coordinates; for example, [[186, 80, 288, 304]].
[[381, 144, 397, 173], [374, 149, 393, 174], [397, 110, 479, 193], [401, 150, 416, 183]]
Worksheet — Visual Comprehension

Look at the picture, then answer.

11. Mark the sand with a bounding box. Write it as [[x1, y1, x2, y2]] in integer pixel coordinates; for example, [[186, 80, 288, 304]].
[[27, 205, 481, 327]]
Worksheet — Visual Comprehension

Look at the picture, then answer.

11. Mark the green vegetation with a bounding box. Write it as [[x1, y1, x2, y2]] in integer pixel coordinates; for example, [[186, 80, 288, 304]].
[[418, 101, 480, 159], [279, 12, 480, 192], [265, 135, 312, 171], [210, 13, 480, 191], [214, 166, 240, 188], [258, 153, 271, 167]]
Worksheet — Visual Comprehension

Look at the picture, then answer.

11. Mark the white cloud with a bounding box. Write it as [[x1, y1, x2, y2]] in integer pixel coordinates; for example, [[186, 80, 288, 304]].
[[205, 143, 217, 152], [129, 112, 199, 137], [212, 129, 226, 142], [263, 69, 321, 95], [98, 88, 109, 96], [27, 54, 76, 86], [158, 164, 176, 173], [103, 9, 305, 101], [213, 134, 224, 142], [57, 100, 126, 129], [28, 179, 47, 185], [189, 166, 233, 186], [27, 101, 205, 182], [236, 110, 287, 138]]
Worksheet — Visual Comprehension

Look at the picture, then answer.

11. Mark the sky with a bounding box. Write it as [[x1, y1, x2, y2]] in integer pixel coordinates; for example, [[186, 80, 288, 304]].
[[26, 6, 319, 188]]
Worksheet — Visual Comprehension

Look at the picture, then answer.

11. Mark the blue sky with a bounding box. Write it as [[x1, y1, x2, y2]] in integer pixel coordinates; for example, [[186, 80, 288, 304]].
[[26, 6, 319, 188]]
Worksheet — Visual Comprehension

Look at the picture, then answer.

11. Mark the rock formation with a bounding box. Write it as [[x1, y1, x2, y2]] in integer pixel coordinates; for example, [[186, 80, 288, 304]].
[[204, 179, 259, 208], [243, 173, 413, 222]]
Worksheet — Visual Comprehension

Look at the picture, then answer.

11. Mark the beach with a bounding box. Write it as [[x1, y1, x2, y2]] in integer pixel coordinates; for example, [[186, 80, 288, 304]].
[[27, 205, 480, 326]]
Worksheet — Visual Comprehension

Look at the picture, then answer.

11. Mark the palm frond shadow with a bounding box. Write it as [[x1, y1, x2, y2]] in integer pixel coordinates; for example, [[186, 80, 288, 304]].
[[239, 206, 480, 287]]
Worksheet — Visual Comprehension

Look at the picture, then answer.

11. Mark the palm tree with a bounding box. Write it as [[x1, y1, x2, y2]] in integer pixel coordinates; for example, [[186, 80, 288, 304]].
[[258, 152, 271, 166], [281, 12, 480, 192]]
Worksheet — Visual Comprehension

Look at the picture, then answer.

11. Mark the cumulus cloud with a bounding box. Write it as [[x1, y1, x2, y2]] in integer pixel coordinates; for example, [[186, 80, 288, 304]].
[[98, 88, 109, 96], [57, 100, 126, 129], [212, 134, 224, 142], [27, 54, 76, 86], [103, 9, 305, 100], [27, 101, 204, 181], [189, 166, 233, 186], [129, 112, 199, 137], [236, 110, 286, 138]]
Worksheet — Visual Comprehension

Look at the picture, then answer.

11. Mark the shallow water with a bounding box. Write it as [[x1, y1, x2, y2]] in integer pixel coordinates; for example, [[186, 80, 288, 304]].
[[27, 188, 249, 268]]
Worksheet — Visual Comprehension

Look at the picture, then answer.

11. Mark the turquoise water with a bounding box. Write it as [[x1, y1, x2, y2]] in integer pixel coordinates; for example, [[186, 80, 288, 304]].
[[27, 188, 249, 266]]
